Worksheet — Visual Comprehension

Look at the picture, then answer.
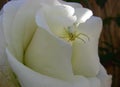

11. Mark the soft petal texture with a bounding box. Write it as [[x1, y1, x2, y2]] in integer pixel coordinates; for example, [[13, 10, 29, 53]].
[[0, 14, 6, 65], [78, 16, 102, 38], [7, 49, 99, 87], [2, 0, 112, 87], [6, 49, 72, 87], [97, 65, 112, 87], [3, 0, 61, 62], [9, 0, 44, 62], [29, 0, 61, 5], [72, 39, 100, 77], [88, 77, 100, 87], [72, 76, 90, 87], [7, 49, 103, 87], [72, 16, 102, 77], [36, 11, 50, 33], [0, 12, 21, 87], [35, 6, 75, 80], [38, 4, 76, 37], [75, 8, 93, 24], [3, 0, 25, 62], [25, 28, 73, 81]]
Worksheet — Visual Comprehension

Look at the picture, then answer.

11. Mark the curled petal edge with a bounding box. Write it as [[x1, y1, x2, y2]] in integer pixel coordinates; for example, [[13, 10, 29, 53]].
[[6, 48, 111, 87], [6, 48, 72, 87]]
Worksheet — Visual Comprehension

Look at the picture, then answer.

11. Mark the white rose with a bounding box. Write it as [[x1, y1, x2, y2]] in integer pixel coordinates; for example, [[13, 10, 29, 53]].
[[0, 0, 112, 87]]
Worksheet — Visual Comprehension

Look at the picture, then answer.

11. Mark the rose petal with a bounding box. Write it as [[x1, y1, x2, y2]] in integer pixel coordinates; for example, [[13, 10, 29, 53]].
[[6, 49, 72, 87], [7, 48, 101, 87], [73, 76, 90, 87], [38, 4, 77, 37], [4, 0, 61, 62], [72, 38, 100, 77], [29, 0, 61, 5], [72, 16, 102, 77], [3, 0, 25, 61], [25, 28, 73, 81], [36, 10, 50, 33], [75, 8, 93, 24], [88, 77, 101, 87], [97, 65, 112, 87], [78, 16, 102, 38], [0, 15, 6, 65], [10, 0, 62, 62], [1, 12, 20, 87], [35, 8, 75, 80], [10, 0, 45, 62]]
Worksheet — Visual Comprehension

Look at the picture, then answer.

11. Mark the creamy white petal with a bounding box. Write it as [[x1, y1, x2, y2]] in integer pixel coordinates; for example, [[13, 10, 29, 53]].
[[58, 0, 83, 8], [29, 0, 61, 5], [3, 0, 25, 61], [0, 13, 20, 87], [36, 10, 50, 33], [78, 16, 102, 38], [9, 0, 62, 62], [75, 8, 93, 24], [72, 39, 100, 77], [88, 77, 101, 87], [9, 0, 45, 62], [7, 48, 98, 87], [97, 65, 112, 87], [73, 76, 89, 87], [40, 4, 76, 23], [3, 1, 111, 87], [38, 4, 76, 37], [6, 49, 72, 87], [25, 28, 73, 81], [0, 15, 7, 65], [72, 16, 102, 77]]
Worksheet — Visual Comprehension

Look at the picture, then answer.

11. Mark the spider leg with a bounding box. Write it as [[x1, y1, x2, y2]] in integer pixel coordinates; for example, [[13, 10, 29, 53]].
[[77, 37, 86, 43]]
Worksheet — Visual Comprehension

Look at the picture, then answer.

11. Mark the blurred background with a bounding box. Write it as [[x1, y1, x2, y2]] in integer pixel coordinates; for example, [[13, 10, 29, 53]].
[[0, 0, 120, 87]]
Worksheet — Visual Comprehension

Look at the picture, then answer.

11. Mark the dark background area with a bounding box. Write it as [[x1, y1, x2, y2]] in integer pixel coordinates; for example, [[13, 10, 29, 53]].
[[0, 0, 120, 87]]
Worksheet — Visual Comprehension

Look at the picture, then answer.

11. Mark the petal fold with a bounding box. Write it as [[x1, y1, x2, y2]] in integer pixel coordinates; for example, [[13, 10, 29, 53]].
[[3, 0, 25, 61], [72, 16, 102, 77], [75, 8, 93, 24], [7, 48, 102, 87], [25, 28, 73, 81], [72, 39, 100, 77], [37, 4, 76, 37], [78, 16, 102, 38], [97, 65, 112, 87], [6, 49, 72, 87]]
